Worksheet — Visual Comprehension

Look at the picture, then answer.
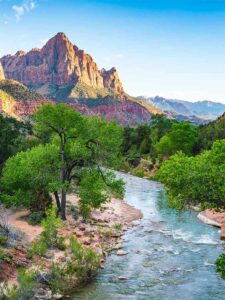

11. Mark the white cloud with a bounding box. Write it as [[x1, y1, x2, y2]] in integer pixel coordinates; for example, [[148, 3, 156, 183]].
[[12, 0, 36, 21]]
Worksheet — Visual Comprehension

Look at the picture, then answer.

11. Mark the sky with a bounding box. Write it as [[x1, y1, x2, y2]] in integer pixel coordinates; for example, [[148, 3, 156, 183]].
[[0, 0, 225, 103]]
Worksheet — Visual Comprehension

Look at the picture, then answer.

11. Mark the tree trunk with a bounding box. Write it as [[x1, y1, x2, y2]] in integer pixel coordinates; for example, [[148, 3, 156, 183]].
[[61, 189, 67, 220], [54, 191, 61, 215], [59, 134, 67, 220]]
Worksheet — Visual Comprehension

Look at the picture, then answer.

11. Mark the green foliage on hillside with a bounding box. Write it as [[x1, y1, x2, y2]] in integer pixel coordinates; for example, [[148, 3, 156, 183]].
[[155, 140, 225, 210], [197, 117, 225, 152]]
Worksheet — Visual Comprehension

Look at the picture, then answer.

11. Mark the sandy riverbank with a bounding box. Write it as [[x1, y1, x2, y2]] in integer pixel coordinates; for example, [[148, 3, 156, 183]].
[[0, 194, 142, 295]]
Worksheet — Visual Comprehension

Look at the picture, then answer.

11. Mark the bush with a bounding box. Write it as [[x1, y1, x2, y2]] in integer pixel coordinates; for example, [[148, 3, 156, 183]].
[[26, 236, 48, 260], [26, 207, 64, 259], [56, 236, 66, 251], [48, 236, 101, 293], [33, 236, 48, 256], [132, 168, 145, 178], [27, 212, 44, 225], [0, 235, 8, 246], [0, 247, 13, 263], [113, 223, 122, 230], [41, 206, 62, 248], [215, 253, 225, 279], [155, 140, 225, 210]]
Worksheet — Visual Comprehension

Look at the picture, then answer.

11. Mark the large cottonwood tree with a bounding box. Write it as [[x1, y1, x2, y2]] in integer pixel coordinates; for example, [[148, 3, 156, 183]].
[[2, 104, 124, 219]]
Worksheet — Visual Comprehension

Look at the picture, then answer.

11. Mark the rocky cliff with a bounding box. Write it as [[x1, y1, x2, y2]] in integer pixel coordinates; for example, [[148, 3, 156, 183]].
[[0, 33, 124, 95]]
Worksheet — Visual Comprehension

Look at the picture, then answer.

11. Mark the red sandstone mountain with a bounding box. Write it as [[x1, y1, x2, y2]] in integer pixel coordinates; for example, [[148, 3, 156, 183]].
[[0, 32, 124, 94], [0, 33, 162, 125]]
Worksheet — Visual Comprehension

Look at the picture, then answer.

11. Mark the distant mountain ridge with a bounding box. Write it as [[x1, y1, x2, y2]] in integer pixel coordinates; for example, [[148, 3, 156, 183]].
[[140, 96, 225, 121]]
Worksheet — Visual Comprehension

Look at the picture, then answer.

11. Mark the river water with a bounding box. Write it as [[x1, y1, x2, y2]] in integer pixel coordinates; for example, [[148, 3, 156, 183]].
[[72, 172, 225, 300]]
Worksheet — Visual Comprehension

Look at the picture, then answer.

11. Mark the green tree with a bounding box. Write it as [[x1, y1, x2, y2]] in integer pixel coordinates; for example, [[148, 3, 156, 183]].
[[154, 121, 197, 158], [1, 144, 59, 211], [197, 117, 225, 152], [149, 114, 174, 145], [155, 140, 225, 210], [2, 104, 124, 220], [0, 115, 30, 172]]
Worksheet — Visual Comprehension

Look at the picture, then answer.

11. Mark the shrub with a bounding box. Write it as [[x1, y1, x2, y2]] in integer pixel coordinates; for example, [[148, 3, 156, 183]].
[[26, 207, 63, 259], [32, 236, 48, 256], [27, 212, 44, 225], [0, 235, 8, 246], [155, 140, 225, 210], [48, 236, 101, 293], [215, 253, 225, 279], [113, 223, 122, 230], [133, 168, 145, 178], [56, 236, 66, 251], [0, 247, 13, 263], [41, 206, 62, 248]]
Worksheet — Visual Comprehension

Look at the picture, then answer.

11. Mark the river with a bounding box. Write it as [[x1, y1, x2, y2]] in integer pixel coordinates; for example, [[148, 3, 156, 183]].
[[72, 172, 225, 300]]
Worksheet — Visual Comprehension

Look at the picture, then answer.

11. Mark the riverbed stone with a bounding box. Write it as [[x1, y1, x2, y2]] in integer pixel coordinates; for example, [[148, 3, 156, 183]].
[[53, 293, 63, 299], [117, 276, 128, 280], [113, 243, 123, 250], [116, 249, 128, 256]]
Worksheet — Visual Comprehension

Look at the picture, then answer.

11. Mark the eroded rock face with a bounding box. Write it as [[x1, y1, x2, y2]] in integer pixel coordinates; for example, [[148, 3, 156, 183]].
[[0, 80, 53, 120], [101, 67, 123, 94], [0, 33, 124, 93], [0, 63, 5, 80]]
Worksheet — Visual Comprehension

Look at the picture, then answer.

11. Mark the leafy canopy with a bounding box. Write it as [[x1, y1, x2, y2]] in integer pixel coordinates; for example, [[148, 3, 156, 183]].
[[1, 104, 124, 218], [155, 139, 225, 210]]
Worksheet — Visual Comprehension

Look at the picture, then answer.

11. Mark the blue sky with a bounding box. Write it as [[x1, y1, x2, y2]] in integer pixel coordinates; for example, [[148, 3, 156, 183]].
[[0, 0, 225, 103]]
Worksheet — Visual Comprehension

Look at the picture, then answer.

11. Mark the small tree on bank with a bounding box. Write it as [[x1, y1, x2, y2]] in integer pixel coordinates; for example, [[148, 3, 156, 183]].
[[1, 104, 124, 220]]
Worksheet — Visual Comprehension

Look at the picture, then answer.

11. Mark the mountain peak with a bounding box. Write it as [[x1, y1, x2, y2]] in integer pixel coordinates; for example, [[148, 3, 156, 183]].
[[55, 32, 69, 40], [0, 33, 124, 94]]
